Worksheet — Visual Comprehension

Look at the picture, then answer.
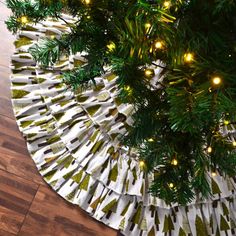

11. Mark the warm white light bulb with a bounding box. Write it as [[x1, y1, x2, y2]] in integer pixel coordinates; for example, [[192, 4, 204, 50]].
[[145, 69, 153, 77], [212, 76, 222, 85], [184, 53, 194, 63], [211, 172, 217, 177], [139, 160, 145, 168], [224, 120, 230, 125], [207, 146, 212, 153], [107, 42, 116, 52], [124, 85, 131, 92], [147, 138, 154, 142], [145, 23, 151, 28], [155, 41, 163, 49], [20, 16, 28, 24], [171, 159, 178, 166], [163, 1, 171, 8]]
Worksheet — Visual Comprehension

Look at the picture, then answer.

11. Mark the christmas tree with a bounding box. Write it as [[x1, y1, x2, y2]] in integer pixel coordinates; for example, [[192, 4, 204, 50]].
[[6, 0, 236, 205]]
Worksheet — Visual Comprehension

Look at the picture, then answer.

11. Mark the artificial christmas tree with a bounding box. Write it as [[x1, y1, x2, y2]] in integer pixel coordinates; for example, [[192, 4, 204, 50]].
[[6, 0, 236, 235], [6, 0, 236, 205]]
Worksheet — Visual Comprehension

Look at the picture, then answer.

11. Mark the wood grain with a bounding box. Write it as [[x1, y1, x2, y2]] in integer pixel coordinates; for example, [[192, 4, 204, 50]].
[[0, 170, 38, 234], [0, 229, 16, 236], [18, 186, 117, 236], [0, 97, 13, 119], [0, 2, 120, 235], [0, 145, 44, 185], [0, 66, 12, 100], [0, 116, 29, 156]]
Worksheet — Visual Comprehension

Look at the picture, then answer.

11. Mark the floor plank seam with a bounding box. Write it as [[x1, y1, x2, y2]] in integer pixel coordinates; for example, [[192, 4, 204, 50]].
[[17, 184, 40, 236]]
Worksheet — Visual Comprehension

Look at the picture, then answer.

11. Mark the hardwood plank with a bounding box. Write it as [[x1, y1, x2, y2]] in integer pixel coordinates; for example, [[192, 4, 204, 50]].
[[0, 66, 12, 101], [0, 206, 23, 236], [0, 133, 29, 156], [0, 170, 38, 207], [0, 96, 14, 120], [0, 115, 24, 139], [0, 115, 30, 157], [0, 2, 15, 119], [0, 170, 38, 234], [0, 228, 16, 236], [0, 114, 42, 185], [0, 66, 14, 119], [0, 114, 45, 186], [0, 4, 15, 65], [0, 146, 44, 185], [19, 185, 118, 236]]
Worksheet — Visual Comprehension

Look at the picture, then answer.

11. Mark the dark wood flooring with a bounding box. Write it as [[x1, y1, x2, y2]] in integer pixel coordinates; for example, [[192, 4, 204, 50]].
[[0, 2, 120, 235]]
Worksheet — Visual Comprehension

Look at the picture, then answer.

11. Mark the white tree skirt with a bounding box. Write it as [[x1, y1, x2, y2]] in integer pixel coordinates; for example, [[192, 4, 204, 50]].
[[10, 15, 236, 236]]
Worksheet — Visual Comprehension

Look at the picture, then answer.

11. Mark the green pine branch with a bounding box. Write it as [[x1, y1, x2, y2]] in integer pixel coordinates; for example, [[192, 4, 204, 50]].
[[6, 0, 236, 204]]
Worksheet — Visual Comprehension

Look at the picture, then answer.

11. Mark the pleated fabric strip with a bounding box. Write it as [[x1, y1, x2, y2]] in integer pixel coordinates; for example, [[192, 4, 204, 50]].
[[10, 15, 236, 236]]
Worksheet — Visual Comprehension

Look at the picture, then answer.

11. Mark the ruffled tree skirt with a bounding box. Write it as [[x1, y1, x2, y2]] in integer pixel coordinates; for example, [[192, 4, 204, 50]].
[[10, 15, 236, 236]]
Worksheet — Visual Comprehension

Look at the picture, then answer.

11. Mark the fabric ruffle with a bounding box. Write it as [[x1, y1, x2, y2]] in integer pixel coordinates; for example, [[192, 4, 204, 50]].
[[11, 15, 236, 236]]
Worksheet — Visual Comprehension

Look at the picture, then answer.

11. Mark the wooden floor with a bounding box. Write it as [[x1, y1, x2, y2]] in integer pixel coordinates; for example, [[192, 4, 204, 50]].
[[0, 2, 120, 236]]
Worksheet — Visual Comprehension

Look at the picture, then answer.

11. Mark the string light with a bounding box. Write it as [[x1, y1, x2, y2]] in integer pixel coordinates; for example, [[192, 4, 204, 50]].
[[107, 42, 116, 52], [207, 146, 212, 153], [124, 85, 132, 95], [154, 41, 163, 49], [144, 69, 155, 78], [184, 53, 194, 63], [20, 16, 28, 24], [83, 0, 91, 4], [224, 120, 230, 125], [139, 160, 145, 168], [145, 23, 151, 29], [163, 1, 171, 8], [145, 23, 152, 33], [212, 76, 222, 85], [211, 172, 217, 177], [50, 35, 55, 39], [169, 183, 174, 188], [233, 141, 236, 147], [147, 138, 154, 142], [124, 85, 131, 91], [171, 159, 178, 166]]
